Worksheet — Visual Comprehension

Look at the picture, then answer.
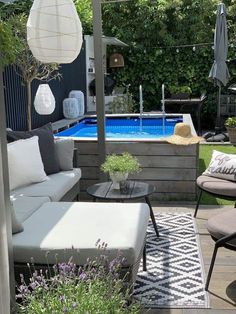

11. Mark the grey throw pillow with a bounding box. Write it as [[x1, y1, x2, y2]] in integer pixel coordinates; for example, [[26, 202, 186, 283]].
[[7, 123, 60, 175], [10, 202, 24, 234], [54, 138, 74, 171]]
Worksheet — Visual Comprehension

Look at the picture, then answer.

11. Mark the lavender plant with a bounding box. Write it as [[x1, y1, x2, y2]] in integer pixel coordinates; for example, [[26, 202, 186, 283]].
[[16, 241, 140, 314]]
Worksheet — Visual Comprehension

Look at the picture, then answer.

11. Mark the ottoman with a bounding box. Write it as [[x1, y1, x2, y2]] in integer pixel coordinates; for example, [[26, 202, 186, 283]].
[[13, 202, 149, 284]]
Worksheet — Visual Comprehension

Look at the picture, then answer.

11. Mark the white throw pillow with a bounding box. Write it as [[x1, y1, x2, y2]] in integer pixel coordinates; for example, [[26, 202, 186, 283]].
[[203, 150, 236, 181], [7, 136, 47, 190]]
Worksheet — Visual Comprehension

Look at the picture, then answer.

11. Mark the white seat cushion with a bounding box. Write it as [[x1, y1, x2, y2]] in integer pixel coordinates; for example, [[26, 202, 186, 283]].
[[13, 169, 81, 201], [11, 194, 50, 223], [13, 202, 149, 265]]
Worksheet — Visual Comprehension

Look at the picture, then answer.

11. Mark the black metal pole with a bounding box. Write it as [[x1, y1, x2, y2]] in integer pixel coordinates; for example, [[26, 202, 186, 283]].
[[215, 85, 222, 134]]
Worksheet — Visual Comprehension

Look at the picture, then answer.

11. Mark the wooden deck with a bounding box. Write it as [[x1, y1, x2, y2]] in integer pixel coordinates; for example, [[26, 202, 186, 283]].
[[144, 204, 236, 314]]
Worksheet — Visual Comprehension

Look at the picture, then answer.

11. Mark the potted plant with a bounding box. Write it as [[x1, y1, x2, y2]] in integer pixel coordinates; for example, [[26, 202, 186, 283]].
[[225, 117, 236, 143], [169, 85, 192, 99], [101, 152, 141, 189]]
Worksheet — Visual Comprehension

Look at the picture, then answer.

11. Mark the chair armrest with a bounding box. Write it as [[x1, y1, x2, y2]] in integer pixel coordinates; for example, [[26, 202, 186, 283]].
[[216, 231, 236, 247]]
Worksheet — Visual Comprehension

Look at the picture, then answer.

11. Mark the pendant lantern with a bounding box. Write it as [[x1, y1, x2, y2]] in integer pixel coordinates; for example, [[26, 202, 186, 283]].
[[109, 53, 124, 68], [34, 84, 55, 115], [27, 0, 83, 64]]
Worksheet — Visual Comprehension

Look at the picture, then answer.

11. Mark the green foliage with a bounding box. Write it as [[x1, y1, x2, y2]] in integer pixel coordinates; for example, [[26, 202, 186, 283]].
[[169, 85, 192, 95], [101, 152, 141, 174], [108, 89, 136, 113], [225, 116, 236, 128], [0, 18, 19, 67], [17, 243, 140, 314], [0, 0, 32, 19], [74, 0, 93, 34], [101, 0, 236, 127]]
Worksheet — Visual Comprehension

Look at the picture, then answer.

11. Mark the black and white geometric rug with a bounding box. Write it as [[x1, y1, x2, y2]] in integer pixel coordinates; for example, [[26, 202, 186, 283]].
[[134, 213, 209, 308]]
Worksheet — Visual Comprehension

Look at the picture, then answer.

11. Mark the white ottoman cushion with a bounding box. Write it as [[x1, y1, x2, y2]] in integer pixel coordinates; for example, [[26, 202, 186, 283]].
[[13, 202, 149, 266]]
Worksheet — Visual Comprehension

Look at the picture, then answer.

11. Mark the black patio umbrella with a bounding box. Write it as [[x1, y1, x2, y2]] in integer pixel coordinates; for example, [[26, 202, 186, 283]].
[[209, 3, 230, 132]]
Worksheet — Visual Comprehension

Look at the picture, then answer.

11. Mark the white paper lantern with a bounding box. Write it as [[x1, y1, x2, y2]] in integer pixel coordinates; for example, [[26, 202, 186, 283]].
[[63, 98, 79, 119], [27, 0, 83, 64], [69, 90, 85, 115], [34, 84, 55, 115]]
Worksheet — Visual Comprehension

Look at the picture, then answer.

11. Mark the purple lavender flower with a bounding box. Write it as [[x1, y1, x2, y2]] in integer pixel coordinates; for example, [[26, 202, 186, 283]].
[[30, 282, 37, 290], [59, 295, 65, 303], [95, 238, 101, 246], [79, 272, 87, 281]]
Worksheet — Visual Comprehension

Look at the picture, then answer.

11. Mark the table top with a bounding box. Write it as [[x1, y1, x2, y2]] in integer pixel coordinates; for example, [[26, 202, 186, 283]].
[[164, 96, 206, 104], [87, 181, 155, 200]]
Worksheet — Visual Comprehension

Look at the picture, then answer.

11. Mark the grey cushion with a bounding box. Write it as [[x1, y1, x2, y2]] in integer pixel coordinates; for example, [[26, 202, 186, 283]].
[[13, 202, 149, 265], [54, 138, 74, 171], [197, 175, 236, 197], [11, 194, 50, 223], [207, 209, 236, 246], [7, 123, 60, 175], [13, 169, 81, 202], [10, 202, 24, 234]]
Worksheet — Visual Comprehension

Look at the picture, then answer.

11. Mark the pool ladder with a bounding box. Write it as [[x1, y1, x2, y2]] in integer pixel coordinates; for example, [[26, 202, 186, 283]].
[[139, 85, 143, 131], [161, 84, 166, 135]]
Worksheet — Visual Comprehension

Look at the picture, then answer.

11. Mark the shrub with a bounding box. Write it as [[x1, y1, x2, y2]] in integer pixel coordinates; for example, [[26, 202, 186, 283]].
[[16, 241, 140, 314], [225, 117, 236, 128]]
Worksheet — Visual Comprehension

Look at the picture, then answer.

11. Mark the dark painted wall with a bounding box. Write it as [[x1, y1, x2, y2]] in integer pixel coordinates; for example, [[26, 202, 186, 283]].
[[3, 42, 86, 131]]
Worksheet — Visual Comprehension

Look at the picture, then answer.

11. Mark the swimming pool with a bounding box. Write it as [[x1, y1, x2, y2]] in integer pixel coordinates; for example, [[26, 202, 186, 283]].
[[56, 116, 183, 139], [54, 114, 197, 201]]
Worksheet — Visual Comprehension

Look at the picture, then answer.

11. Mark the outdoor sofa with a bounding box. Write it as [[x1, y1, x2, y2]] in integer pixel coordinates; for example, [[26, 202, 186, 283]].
[[7, 123, 149, 286]]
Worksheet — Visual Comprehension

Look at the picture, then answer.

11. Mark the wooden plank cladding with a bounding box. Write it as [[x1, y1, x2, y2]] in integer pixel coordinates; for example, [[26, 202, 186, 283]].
[[76, 142, 198, 156], [74, 141, 199, 201]]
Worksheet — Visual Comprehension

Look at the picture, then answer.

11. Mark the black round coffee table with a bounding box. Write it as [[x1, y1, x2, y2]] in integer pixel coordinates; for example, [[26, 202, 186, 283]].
[[87, 180, 159, 238]]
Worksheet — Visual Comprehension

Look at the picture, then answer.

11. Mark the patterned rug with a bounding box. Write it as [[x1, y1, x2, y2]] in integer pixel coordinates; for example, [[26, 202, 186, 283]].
[[134, 213, 209, 308]]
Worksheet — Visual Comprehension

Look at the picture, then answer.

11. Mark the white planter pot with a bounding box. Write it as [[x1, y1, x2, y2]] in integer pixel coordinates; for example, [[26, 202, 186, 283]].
[[109, 172, 128, 189]]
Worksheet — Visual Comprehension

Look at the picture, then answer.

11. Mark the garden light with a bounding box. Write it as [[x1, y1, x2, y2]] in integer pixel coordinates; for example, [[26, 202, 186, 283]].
[[27, 0, 83, 64], [34, 84, 55, 115]]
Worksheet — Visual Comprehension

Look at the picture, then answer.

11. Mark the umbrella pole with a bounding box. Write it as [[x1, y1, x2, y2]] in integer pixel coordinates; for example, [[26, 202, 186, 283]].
[[217, 84, 221, 120], [215, 85, 222, 134]]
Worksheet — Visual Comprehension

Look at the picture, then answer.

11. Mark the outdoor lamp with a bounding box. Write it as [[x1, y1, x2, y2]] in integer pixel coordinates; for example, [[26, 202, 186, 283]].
[[27, 0, 83, 64], [109, 53, 124, 67], [34, 84, 55, 115]]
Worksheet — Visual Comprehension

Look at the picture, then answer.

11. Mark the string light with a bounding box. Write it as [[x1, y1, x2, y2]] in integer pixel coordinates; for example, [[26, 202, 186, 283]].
[[132, 41, 235, 52]]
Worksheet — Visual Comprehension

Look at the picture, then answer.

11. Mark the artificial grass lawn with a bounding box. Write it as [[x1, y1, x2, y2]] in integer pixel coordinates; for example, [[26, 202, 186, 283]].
[[199, 144, 236, 205]]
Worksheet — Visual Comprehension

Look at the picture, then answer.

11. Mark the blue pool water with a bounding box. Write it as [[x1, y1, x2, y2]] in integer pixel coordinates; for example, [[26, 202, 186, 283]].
[[56, 117, 183, 139]]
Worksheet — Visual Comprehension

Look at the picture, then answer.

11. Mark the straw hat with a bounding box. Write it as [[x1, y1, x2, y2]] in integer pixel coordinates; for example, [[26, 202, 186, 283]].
[[166, 123, 204, 145]]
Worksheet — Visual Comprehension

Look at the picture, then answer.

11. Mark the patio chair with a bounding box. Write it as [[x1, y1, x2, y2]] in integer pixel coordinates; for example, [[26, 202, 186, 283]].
[[205, 208, 236, 290], [194, 175, 236, 218]]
